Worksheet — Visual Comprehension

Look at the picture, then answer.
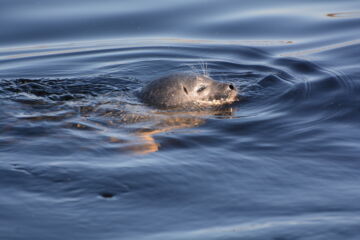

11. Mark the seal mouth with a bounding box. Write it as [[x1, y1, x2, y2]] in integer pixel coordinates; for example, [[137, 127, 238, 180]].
[[197, 93, 239, 106]]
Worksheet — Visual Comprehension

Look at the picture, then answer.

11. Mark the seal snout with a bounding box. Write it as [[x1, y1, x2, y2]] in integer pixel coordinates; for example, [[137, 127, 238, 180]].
[[223, 83, 237, 96], [225, 83, 239, 103]]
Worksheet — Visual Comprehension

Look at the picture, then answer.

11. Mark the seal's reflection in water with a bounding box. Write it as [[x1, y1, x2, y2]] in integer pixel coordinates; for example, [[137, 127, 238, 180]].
[[128, 107, 236, 154], [86, 104, 236, 155]]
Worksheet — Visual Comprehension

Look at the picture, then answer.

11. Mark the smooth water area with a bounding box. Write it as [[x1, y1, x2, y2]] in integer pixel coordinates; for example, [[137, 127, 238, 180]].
[[1, 0, 360, 239]]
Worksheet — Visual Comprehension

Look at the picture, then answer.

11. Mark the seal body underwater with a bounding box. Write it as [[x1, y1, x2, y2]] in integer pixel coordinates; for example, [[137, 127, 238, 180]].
[[139, 74, 238, 109]]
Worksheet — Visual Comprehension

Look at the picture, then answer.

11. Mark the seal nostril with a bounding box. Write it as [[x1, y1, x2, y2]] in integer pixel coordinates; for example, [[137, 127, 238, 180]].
[[229, 84, 234, 90], [183, 86, 188, 94]]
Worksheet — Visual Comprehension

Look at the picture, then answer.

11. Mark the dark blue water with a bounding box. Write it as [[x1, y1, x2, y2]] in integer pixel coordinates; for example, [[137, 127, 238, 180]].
[[1, 0, 360, 239]]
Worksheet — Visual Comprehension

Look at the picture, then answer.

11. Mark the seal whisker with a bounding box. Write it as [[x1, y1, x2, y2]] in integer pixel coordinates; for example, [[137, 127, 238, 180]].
[[205, 62, 209, 76], [186, 63, 201, 76], [199, 59, 207, 76]]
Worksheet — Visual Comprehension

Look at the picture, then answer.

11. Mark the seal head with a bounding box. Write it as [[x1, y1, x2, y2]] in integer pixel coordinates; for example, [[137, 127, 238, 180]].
[[139, 74, 238, 109]]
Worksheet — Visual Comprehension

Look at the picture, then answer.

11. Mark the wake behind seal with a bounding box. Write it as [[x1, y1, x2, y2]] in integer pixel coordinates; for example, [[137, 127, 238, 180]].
[[139, 73, 238, 109]]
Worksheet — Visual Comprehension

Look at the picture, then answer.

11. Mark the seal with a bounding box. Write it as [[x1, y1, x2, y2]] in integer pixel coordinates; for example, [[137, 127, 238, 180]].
[[139, 73, 238, 109]]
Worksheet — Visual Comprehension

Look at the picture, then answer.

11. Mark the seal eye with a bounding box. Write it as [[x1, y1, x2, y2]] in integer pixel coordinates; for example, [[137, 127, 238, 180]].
[[183, 86, 188, 95], [197, 86, 206, 93]]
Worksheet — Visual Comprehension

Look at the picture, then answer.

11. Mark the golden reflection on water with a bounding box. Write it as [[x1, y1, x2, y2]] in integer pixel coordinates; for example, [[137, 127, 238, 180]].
[[123, 108, 235, 155], [54, 105, 236, 155]]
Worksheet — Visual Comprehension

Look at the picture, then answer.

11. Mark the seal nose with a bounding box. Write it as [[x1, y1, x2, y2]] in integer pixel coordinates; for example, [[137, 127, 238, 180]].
[[228, 84, 235, 90]]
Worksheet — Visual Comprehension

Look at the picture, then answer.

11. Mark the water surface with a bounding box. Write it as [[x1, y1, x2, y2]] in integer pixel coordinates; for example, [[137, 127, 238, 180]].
[[1, 0, 360, 239]]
